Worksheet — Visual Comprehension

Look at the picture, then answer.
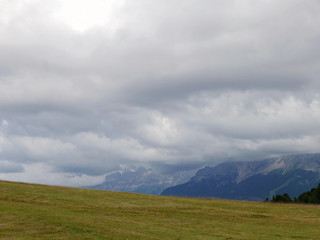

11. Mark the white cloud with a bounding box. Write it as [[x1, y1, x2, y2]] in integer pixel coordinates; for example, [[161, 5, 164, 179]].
[[1, 120, 8, 127], [54, 0, 125, 32], [137, 112, 181, 146]]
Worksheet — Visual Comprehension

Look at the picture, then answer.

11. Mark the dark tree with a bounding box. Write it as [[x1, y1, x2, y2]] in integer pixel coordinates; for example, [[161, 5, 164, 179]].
[[271, 193, 293, 203], [267, 183, 320, 204], [296, 183, 320, 204]]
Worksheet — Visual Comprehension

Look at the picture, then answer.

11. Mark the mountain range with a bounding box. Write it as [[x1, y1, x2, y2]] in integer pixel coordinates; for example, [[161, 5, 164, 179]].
[[161, 153, 320, 201], [88, 167, 196, 195]]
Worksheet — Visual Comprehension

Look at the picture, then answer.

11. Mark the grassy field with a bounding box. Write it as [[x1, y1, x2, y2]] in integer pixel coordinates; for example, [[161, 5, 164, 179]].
[[0, 181, 320, 239]]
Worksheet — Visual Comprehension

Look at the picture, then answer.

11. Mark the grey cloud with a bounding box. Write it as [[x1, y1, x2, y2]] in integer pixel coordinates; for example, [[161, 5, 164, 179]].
[[0, 0, 320, 185], [0, 160, 24, 173]]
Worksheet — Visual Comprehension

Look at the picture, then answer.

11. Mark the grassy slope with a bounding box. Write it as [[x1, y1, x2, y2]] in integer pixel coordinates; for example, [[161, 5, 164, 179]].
[[0, 181, 320, 240]]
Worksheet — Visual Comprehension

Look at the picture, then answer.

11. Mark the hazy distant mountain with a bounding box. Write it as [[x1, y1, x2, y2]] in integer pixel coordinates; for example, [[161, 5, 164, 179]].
[[88, 167, 196, 195], [161, 154, 320, 201]]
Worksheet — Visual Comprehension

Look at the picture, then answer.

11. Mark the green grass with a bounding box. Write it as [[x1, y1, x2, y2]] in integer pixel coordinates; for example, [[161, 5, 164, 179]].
[[0, 181, 320, 239]]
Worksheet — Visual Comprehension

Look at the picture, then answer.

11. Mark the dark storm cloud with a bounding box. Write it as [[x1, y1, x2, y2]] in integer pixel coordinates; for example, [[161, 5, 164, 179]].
[[0, 0, 320, 186]]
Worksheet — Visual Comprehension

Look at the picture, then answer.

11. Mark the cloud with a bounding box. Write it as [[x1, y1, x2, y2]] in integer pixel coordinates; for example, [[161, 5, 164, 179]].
[[0, 0, 320, 185], [0, 162, 106, 186], [0, 160, 24, 173]]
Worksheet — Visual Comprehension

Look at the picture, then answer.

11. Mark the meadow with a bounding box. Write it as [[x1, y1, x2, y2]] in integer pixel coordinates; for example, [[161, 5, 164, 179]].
[[0, 180, 319, 239]]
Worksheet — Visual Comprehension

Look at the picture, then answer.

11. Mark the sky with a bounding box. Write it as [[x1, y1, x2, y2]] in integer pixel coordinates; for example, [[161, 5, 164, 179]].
[[0, 0, 320, 186]]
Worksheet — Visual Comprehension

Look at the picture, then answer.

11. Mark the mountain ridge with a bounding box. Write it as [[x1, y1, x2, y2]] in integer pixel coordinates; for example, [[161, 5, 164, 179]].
[[87, 166, 196, 195], [161, 153, 320, 201]]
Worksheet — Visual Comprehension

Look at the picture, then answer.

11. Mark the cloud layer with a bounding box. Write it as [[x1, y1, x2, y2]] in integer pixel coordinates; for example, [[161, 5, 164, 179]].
[[0, 0, 320, 186]]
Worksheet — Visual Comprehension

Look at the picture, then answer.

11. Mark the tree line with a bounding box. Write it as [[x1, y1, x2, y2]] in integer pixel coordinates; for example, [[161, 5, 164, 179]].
[[265, 183, 320, 204]]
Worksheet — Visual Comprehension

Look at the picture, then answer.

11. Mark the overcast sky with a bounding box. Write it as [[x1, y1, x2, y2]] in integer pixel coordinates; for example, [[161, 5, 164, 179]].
[[0, 0, 320, 186]]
